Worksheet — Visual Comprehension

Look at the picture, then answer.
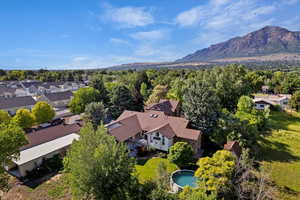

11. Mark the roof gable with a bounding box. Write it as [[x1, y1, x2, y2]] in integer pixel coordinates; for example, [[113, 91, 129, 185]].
[[117, 110, 201, 141]]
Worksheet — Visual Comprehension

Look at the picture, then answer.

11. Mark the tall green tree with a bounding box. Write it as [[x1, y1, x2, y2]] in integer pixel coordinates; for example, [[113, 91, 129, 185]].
[[0, 110, 11, 124], [290, 90, 300, 112], [168, 142, 194, 168], [183, 80, 220, 133], [110, 85, 141, 118], [12, 109, 35, 129], [89, 74, 109, 105], [32, 101, 55, 124], [84, 102, 107, 128], [69, 87, 101, 114], [64, 123, 136, 200]]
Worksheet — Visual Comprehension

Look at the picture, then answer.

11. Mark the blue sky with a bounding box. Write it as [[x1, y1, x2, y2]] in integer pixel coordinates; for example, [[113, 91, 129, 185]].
[[1, 0, 300, 70]]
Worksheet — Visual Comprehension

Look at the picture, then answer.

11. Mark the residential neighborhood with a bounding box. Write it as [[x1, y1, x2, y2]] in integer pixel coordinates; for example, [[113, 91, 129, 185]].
[[1, 66, 300, 200], [1, 0, 300, 199]]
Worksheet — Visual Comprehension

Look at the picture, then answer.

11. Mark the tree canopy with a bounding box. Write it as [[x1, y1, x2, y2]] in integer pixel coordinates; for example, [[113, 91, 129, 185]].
[[84, 102, 107, 128], [195, 150, 236, 194], [183, 80, 220, 133], [64, 123, 136, 200], [110, 85, 141, 118], [12, 108, 35, 129], [146, 85, 168, 105], [290, 90, 300, 112], [0, 110, 11, 124], [168, 142, 194, 168], [89, 74, 110, 105], [69, 87, 101, 114], [0, 122, 28, 171], [32, 101, 55, 124]]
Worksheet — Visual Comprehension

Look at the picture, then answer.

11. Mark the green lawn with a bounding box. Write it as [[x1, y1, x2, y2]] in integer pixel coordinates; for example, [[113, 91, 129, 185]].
[[259, 111, 300, 199], [135, 157, 179, 183]]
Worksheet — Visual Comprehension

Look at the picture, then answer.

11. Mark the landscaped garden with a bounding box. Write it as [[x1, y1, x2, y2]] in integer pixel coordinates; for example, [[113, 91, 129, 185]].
[[259, 111, 300, 200]]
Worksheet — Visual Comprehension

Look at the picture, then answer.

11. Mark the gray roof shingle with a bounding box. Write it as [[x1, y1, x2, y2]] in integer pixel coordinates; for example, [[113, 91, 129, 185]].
[[0, 96, 36, 109]]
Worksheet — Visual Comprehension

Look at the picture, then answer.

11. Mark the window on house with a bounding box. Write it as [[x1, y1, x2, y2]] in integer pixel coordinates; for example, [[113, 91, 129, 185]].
[[156, 132, 159, 137], [162, 136, 165, 145]]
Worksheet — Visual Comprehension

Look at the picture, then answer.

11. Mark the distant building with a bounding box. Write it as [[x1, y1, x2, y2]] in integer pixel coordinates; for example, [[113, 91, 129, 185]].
[[0, 96, 36, 115], [36, 91, 73, 109], [254, 94, 291, 110]]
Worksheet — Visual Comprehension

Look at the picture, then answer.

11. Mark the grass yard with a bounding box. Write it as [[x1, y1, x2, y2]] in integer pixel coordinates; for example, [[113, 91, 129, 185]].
[[259, 111, 300, 199], [135, 157, 179, 183]]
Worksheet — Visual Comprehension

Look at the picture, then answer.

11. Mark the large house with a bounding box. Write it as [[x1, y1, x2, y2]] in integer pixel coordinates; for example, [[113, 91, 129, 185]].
[[106, 105, 202, 153], [6, 123, 81, 177], [254, 94, 291, 110], [0, 96, 36, 115]]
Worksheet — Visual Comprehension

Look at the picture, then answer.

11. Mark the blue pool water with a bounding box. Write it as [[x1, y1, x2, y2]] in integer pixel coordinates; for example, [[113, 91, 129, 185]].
[[172, 171, 197, 188]]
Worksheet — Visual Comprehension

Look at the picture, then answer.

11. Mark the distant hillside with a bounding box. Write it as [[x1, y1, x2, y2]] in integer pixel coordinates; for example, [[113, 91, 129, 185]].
[[177, 26, 300, 62]]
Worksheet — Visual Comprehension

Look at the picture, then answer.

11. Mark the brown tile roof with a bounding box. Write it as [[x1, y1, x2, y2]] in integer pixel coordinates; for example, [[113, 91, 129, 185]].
[[146, 123, 176, 139], [224, 141, 242, 157], [0, 96, 36, 109], [22, 123, 81, 150], [115, 110, 201, 141], [144, 99, 179, 115], [107, 114, 142, 142], [44, 91, 73, 102]]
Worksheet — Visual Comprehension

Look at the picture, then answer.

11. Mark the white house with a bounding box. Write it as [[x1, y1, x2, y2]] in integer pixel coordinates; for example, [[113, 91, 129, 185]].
[[254, 94, 292, 110]]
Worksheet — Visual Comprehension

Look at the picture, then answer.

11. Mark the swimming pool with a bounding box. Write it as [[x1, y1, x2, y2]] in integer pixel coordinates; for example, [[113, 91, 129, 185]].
[[170, 170, 197, 192]]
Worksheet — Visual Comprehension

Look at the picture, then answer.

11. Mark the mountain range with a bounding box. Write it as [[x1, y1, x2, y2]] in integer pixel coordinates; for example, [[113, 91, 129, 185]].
[[108, 26, 300, 70], [177, 26, 300, 62]]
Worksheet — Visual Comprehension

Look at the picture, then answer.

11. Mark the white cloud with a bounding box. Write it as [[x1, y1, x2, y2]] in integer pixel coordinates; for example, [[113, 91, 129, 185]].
[[130, 30, 167, 41], [102, 4, 154, 28], [211, 0, 230, 6], [284, 0, 299, 5], [175, 6, 205, 27], [175, 0, 278, 28], [174, 0, 292, 48], [109, 38, 130, 45]]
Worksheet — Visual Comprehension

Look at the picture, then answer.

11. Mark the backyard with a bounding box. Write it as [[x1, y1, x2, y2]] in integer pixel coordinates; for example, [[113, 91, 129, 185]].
[[259, 111, 300, 199], [135, 157, 178, 183]]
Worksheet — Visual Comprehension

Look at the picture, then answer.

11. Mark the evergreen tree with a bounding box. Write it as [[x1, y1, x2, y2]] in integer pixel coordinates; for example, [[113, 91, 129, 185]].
[[89, 74, 109, 105], [110, 85, 141, 118], [183, 80, 220, 133], [84, 102, 107, 128]]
